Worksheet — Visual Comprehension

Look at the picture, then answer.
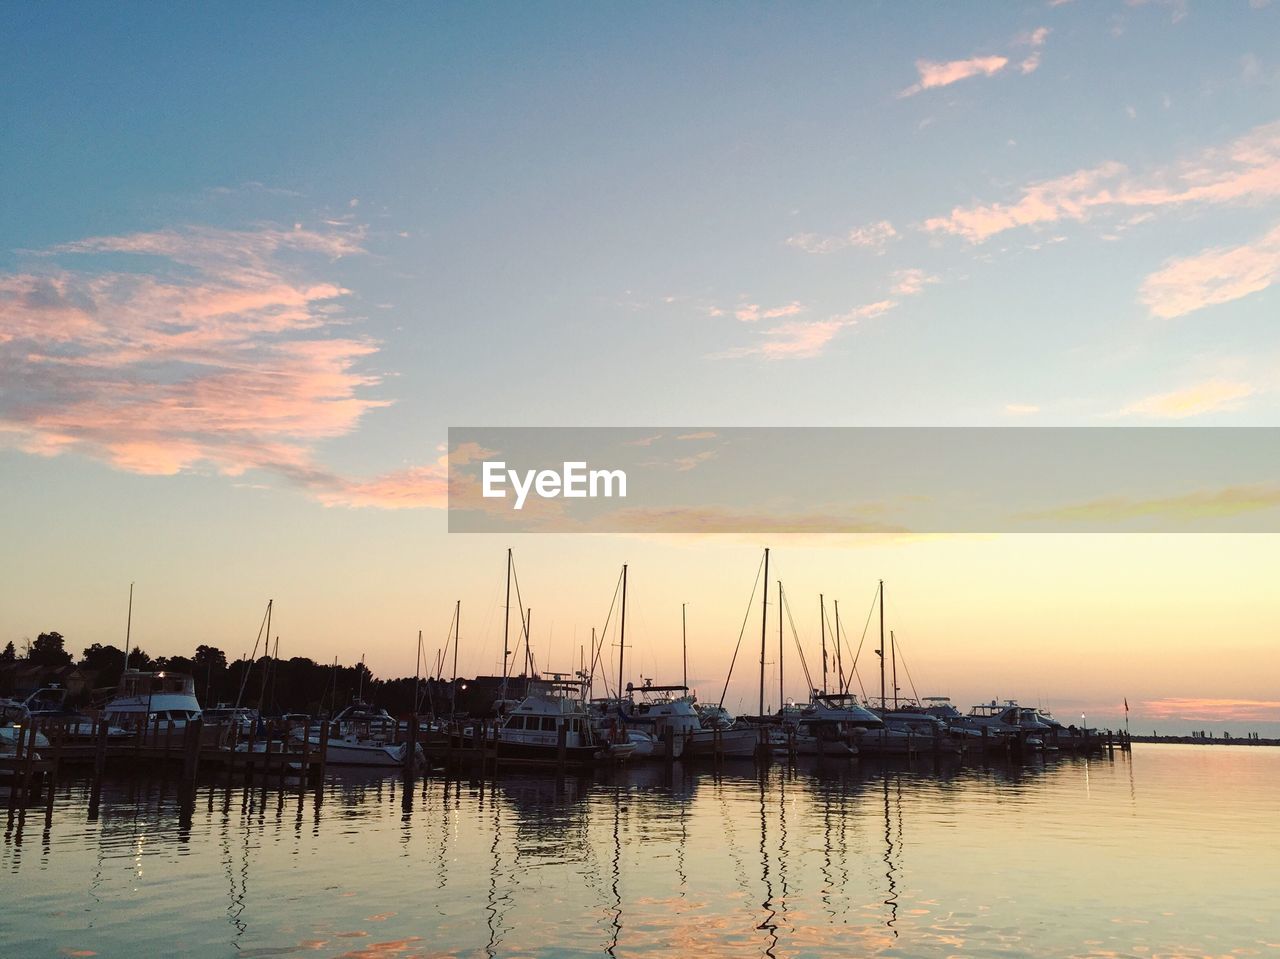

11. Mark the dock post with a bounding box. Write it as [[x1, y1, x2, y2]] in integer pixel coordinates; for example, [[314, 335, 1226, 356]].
[[300, 720, 312, 787], [19, 722, 39, 807], [663, 725, 674, 764], [316, 720, 330, 788], [6, 724, 25, 809], [264, 726, 277, 787], [182, 717, 202, 785], [405, 714, 418, 773], [49, 720, 65, 787], [94, 717, 109, 780], [557, 723, 567, 773]]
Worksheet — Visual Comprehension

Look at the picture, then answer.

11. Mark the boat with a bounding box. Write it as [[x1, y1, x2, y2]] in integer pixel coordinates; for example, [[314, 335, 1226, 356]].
[[871, 706, 966, 754], [291, 701, 417, 767], [773, 694, 862, 758], [960, 701, 1046, 747], [466, 675, 634, 766], [588, 697, 663, 758], [102, 670, 203, 728], [15, 686, 132, 742], [201, 703, 258, 733]]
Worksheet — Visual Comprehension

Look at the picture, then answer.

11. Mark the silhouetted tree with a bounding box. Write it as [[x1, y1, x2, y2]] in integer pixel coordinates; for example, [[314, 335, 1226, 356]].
[[80, 643, 128, 688], [194, 645, 227, 672], [29, 631, 72, 668], [0, 641, 14, 663], [124, 646, 154, 672]]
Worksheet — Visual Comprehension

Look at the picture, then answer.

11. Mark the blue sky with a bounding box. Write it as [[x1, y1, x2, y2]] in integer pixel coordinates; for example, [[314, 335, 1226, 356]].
[[3, 2, 1280, 729]]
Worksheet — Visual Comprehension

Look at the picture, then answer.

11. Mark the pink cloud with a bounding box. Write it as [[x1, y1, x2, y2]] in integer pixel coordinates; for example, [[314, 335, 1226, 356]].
[[925, 121, 1280, 243], [1140, 222, 1280, 318], [900, 55, 1009, 98], [890, 268, 939, 296], [732, 301, 805, 322], [0, 223, 444, 509], [718, 300, 898, 360], [785, 221, 897, 254]]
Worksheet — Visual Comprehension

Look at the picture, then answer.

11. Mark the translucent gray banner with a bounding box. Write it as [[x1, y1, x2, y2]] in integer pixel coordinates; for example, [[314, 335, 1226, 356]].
[[447, 427, 1280, 533]]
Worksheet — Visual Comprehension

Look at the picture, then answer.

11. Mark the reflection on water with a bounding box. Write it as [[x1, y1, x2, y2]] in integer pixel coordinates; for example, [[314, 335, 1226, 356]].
[[3, 746, 1279, 958]]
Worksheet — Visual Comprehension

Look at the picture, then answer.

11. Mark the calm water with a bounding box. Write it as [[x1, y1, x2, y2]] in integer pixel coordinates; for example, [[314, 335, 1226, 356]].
[[3, 745, 1277, 958]]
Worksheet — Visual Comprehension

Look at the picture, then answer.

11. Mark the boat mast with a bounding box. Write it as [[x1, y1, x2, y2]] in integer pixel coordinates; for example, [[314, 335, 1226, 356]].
[[451, 600, 460, 715], [525, 608, 533, 677], [819, 593, 827, 696], [123, 581, 134, 671], [682, 603, 688, 692], [777, 580, 784, 712], [618, 564, 628, 699], [835, 599, 843, 695], [878, 579, 886, 709], [891, 629, 898, 710], [501, 547, 513, 701], [759, 548, 770, 717], [257, 599, 274, 713], [415, 629, 422, 716]]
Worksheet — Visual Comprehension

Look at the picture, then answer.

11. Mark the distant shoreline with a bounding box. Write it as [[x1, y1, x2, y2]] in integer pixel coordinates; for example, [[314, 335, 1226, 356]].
[[1130, 735, 1280, 747]]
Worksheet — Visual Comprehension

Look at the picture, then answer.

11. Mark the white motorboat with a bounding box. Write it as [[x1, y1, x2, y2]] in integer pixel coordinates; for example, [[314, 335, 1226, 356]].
[[292, 701, 416, 767], [621, 683, 759, 759], [102, 670, 203, 728], [774, 694, 869, 757], [488, 675, 634, 765]]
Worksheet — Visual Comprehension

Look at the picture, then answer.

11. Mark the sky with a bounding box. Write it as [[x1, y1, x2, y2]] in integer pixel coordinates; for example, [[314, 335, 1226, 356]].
[[2, 1, 1279, 733]]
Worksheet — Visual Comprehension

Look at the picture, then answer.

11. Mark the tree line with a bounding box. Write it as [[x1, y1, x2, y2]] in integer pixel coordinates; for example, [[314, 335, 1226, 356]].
[[1, 631, 475, 717]]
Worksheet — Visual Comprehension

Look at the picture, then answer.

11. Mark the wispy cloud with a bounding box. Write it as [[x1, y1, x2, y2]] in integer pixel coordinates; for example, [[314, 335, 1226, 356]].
[[602, 505, 909, 535], [1020, 483, 1280, 524], [0, 222, 446, 509], [786, 221, 897, 254], [890, 268, 940, 296], [673, 449, 718, 472], [1004, 403, 1041, 415], [732, 301, 805, 323], [1126, 0, 1190, 25], [716, 300, 896, 360], [1016, 26, 1051, 74], [924, 121, 1280, 243], [1140, 222, 1280, 318], [1112, 379, 1257, 418], [1142, 698, 1280, 721], [900, 55, 1010, 98]]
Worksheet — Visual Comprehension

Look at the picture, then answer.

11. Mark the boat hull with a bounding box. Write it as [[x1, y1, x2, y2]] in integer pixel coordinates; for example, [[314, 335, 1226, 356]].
[[684, 727, 759, 759]]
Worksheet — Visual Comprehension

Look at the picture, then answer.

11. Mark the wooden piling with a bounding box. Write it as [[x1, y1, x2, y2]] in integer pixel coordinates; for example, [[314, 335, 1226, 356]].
[[405, 714, 419, 772], [93, 717, 109, 779], [316, 720, 330, 784], [19, 722, 39, 806], [300, 720, 312, 784], [182, 718, 202, 784]]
